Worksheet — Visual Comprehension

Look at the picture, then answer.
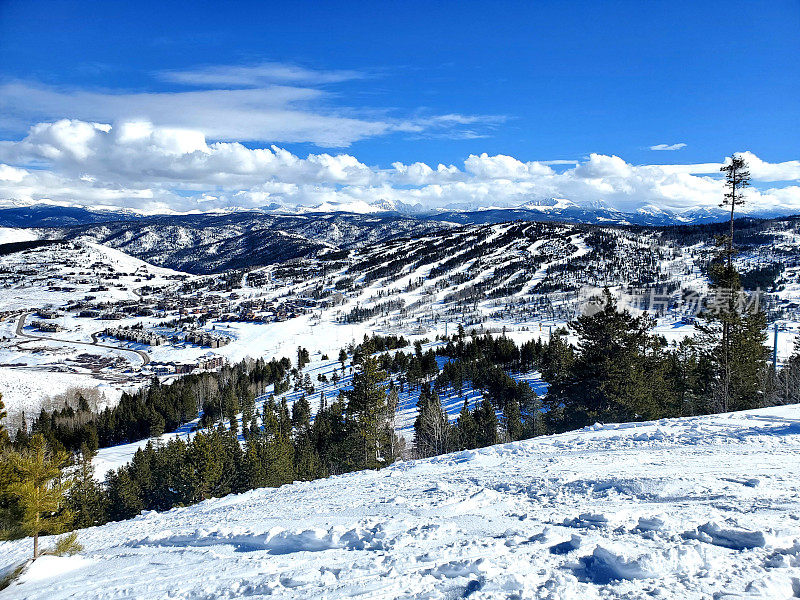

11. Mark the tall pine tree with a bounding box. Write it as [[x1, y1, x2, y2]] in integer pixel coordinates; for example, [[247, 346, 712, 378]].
[[344, 355, 393, 468], [8, 434, 73, 559]]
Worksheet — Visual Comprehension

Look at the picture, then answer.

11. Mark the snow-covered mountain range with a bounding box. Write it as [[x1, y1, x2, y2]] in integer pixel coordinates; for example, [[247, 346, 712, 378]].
[[4, 203, 798, 275], [2, 199, 795, 230]]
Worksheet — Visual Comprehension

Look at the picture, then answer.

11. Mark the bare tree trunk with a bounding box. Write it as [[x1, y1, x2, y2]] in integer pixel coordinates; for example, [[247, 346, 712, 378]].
[[721, 321, 730, 413], [729, 199, 735, 268]]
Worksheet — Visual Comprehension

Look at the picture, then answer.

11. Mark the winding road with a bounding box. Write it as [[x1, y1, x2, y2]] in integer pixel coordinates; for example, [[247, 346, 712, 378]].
[[15, 313, 151, 366]]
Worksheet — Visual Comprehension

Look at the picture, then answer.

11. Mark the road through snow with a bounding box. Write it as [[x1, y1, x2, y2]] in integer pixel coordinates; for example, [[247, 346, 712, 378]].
[[15, 313, 150, 366]]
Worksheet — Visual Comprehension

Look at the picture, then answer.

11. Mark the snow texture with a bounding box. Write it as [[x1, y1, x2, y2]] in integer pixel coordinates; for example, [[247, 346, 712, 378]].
[[3, 404, 800, 599]]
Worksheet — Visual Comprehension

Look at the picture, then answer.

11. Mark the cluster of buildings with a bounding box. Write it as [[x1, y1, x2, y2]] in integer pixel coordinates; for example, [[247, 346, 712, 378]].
[[182, 330, 231, 348], [218, 298, 318, 323], [67, 297, 154, 319], [31, 319, 64, 333], [102, 326, 166, 346], [149, 352, 225, 375], [101, 325, 231, 348]]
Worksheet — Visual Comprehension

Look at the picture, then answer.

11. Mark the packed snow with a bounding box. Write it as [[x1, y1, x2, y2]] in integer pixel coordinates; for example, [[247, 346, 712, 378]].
[[3, 404, 800, 599], [0, 228, 38, 245]]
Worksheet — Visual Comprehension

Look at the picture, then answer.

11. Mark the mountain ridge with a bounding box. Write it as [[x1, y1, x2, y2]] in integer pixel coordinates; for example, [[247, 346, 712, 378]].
[[3, 201, 799, 229]]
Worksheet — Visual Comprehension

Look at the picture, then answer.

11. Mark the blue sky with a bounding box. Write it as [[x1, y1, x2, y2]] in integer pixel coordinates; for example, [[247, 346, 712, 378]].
[[0, 0, 798, 214]]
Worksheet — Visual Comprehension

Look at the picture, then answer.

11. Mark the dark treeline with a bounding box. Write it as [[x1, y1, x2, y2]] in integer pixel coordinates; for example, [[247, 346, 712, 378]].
[[14, 357, 292, 454], [0, 238, 62, 257], [344, 299, 406, 323], [657, 215, 800, 248], [739, 262, 784, 291]]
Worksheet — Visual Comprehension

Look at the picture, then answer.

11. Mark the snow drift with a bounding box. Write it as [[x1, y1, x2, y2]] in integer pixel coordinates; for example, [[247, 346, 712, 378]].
[[2, 405, 800, 599]]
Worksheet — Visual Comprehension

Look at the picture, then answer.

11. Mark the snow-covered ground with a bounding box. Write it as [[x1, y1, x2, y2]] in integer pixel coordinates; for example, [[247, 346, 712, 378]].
[[0, 367, 124, 416], [0, 227, 38, 245], [4, 404, 800, 599]]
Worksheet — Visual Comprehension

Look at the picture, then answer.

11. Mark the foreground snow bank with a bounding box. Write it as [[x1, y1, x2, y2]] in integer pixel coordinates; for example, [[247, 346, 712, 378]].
[[3, 405, 800, 599]]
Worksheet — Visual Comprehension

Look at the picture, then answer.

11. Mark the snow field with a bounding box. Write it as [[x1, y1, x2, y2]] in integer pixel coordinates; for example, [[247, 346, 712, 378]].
[[0, 228, 38, 245], [3, 404, 800, 599]]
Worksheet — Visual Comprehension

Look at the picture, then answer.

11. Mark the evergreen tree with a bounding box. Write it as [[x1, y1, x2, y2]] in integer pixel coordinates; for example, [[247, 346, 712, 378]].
[[258, 403, 295, 485], [386, 385, 400, 461], [66, 444, 108, 529], [293, 429, 323, 482], [503, 396, 523, 442], [539, 330, 573, 386], [719, 154, 750, 268], [0, 441, 23, 540], [519, 382, 546, 439], [186, 429, 226, 502], [694, 155, 768, 413], [148, 410, 165, 438], [698, 265, 770, 413], [8, 434, 73, 559], [106, 469, 143, 521], [456, 400, 477, 450], [545, 289, 671, 429], [668, 338, 713, 416], [297, 347, 310, 370], [344, 355, 391, 467], [180, 387, 197, 423], [473, 399, 498, 448], [291, 395, 311, 431], [775, 337, 800, 405]]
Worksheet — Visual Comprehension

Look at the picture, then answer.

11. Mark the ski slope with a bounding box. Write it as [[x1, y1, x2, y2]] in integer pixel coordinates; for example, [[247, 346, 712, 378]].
[[4, 404, 800, 599]]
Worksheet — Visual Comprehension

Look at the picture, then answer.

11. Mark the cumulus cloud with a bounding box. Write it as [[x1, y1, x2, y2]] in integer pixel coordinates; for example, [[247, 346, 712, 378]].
[[650, 143, 687, 151], [464, 153, 554, 179], [735, 151, 800, 182], [0, 119, 798, 216]]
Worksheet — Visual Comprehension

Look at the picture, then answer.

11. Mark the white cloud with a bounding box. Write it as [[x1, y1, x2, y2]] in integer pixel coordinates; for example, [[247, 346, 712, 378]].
[[158, 62, 365, 87], [650, 143, 687, 151], [0, 120, 798, 216], [736, 151, 800, 182], [464, 153, 553, 180], [0, 164, 27, 183], [0, 62, 502, 148], [0, 82, 386, 147]]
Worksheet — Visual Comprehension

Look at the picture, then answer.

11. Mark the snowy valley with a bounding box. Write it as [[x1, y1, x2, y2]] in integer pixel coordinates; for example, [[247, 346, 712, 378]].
[[2, 215, 800, 425], [2, 5, 798, 598]]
